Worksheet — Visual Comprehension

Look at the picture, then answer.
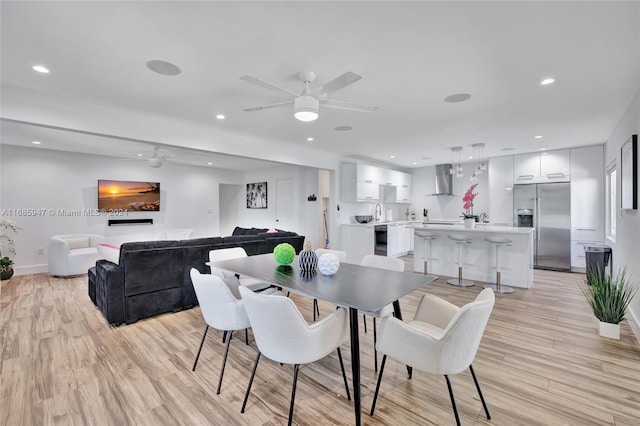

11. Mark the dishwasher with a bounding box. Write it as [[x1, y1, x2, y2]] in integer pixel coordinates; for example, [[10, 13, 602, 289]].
[[374, 224, 387, 256]]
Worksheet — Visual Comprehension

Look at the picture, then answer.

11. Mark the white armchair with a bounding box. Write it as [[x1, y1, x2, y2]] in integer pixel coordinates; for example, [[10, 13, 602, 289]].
[[370, 288, 496, 426], [238, 286, 351, 426], [48, 233, 105, 276]]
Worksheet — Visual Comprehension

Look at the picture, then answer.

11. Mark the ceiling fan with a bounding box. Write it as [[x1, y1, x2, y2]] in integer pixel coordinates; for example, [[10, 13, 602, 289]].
[[240, 71, 378, 122], [120, 146, 175, 168]]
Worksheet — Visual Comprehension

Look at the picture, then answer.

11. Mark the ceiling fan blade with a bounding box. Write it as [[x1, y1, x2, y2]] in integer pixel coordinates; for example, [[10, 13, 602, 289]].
[[320, 98, 378, 113], [242, 100, 293, 112], [239, 75, 299, 97], [317, 72, 362, 96]]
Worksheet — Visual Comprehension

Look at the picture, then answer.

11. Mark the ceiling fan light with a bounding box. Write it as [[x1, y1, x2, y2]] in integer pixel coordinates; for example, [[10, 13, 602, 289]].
[[294, 96, 319, 122]]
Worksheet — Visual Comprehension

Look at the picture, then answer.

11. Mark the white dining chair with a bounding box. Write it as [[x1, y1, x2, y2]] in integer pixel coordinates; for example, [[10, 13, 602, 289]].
[[189, 268, 254, 395], [208, 247, 272, 292], [359, 254, 405, 372], [370, 288, 496, 426], [312, 248, 348, 320], [238, 286, 351, 426]]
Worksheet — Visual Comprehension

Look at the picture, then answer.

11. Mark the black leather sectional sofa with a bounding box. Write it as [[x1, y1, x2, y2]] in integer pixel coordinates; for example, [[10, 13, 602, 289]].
[[88, 227, 305, 325]]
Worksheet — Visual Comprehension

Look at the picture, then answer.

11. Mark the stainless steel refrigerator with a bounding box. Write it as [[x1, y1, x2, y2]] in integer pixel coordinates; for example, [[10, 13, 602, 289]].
[[513, 183, 571, 271]]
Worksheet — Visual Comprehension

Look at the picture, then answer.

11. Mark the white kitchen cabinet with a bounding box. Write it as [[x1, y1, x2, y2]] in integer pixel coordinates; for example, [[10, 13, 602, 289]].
[[341, 224, 375, 264], [541, 149, 570, 178], [341, 163, 380, 201], [513, 152, 540, 182], [387, 223, 411, 257], [513, 149, 570, 183], [489, 156, 515, 226], [356, 163, 382, 184], [570, 146, 604, 272]]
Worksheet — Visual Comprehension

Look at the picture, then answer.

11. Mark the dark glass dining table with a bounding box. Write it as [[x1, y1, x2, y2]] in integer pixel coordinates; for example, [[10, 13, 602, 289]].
[[210, 253, 437, 425]]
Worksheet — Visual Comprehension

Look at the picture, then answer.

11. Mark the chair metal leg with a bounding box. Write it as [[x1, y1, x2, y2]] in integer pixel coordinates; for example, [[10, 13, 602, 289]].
[[288, 364, 300, 426], [336, 348, 351, 401], [373, 317, 378, 372], [445, 375, 461, 426], [470, 364, 491, 419], [192, 325, 209, 371], [369, 354, 387, 416], [222, 330, 227, 343], [363, 314, 367, 333], [216, 330, 233, 395], [245, 328, 249, 345], [313, 299, 319, 321], [315, 299, 320, 318], [241, 352, 261, 413]]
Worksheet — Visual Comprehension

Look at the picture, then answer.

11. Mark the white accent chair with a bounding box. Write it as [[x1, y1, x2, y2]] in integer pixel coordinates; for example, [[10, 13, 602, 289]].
[[208, 247, 272, 292], [154, 228, 194, 240], [48, 233, 105, 276], [189, 269, 252, 395], [238, 286, 351, 426], [312, 249, 348, 320], [370, 288, 496, 426], [359, 254, 405, 372]]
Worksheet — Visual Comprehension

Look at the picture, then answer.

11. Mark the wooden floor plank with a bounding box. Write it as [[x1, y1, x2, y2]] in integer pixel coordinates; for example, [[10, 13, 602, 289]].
[[1, 256, 639, 425]]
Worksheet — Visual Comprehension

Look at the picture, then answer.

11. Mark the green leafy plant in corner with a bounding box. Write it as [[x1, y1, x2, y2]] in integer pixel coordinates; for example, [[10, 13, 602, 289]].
[[581, 267, 638, 324]]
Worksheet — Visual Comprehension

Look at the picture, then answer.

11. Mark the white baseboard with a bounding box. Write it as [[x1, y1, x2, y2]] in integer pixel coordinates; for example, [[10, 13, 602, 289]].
[[628, 306, 640, 343], [14, 264, 48, 276]]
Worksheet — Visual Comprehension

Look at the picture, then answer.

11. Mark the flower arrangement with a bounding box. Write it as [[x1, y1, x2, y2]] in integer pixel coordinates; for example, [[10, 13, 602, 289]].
[[0, 219, 22, 270], [461, 184, 478, 219]]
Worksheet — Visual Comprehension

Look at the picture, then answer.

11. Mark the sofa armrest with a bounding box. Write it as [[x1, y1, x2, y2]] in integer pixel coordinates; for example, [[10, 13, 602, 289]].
[[95, 259, 126, 325], [48, 237, 71, 276], [89, 234, 106, 247]]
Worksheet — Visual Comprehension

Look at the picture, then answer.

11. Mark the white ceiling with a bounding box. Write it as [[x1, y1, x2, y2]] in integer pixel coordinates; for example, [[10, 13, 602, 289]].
[[1, 1, 639, 169]]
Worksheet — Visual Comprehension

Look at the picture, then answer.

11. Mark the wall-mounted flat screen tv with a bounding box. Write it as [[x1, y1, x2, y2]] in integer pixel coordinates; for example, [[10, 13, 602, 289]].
[[98, 180, 160, 211]]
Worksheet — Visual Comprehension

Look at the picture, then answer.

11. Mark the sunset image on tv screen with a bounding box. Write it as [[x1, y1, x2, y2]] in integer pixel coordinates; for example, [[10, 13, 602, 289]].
[[98, 180, 160, 211]]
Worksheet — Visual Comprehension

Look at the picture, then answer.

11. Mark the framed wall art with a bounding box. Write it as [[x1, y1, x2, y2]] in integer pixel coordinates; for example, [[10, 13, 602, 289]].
[[246, 182, 268, 209], [621, 134, 637, 210]]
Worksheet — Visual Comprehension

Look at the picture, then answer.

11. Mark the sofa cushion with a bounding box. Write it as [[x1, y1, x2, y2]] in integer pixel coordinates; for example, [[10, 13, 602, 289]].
[[67, 236, 90, 250], [222, 235, 262, 243], [178, 237, 224, 247], [257, 231, 299, 238], [231, 226, 269, 236], [122, 246, 185, 296]]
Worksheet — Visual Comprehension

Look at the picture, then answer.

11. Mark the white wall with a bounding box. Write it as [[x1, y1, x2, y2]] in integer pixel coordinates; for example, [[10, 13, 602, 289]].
[[239, 164, 324, 249], [219, 184, 243, 237], [0, 145, 244, 274], [604, 88, 640, 337]]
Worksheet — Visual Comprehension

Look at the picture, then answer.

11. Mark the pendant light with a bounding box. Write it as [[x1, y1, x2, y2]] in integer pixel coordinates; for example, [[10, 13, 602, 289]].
[[450, 146, 463, 178]]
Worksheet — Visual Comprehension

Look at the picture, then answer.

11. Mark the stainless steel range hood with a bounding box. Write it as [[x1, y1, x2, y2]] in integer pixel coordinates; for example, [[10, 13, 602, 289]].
[[433, 164, 453, 195]]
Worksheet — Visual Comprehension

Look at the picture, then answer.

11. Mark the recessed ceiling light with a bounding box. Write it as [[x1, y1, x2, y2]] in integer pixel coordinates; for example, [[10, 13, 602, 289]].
[[207, 162, 213, 165], [216, 114, 225, 120], [412, 162, 418, 165], [534, 135, 543, 139], [146, 59, 182, 76], [540, 78, 555, 85], [468, 156, 473, 159], [335, 126, 352, 131], [540, 148, 547, 152], [500, 147, 515, 151], [390, 155, 396, 159], [444, 93, 471, 103], [32, 65, 49, 74], [137, 153, 143, 157], [31, 141, 41, 145], [307, 137, 314, 142]]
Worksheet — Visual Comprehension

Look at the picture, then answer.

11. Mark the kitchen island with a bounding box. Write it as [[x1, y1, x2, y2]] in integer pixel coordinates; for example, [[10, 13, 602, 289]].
[[412, 224, 534, 288]]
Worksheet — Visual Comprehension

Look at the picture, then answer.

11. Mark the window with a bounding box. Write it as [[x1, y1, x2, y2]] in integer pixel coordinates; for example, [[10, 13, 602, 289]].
[[606, 163, 616, 239]]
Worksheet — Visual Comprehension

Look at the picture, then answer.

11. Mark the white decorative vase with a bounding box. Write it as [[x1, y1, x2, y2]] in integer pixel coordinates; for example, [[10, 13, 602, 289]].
[[464, 218, 475, 229], [598, 321, 620, 339], [318, 253, 340, 276]]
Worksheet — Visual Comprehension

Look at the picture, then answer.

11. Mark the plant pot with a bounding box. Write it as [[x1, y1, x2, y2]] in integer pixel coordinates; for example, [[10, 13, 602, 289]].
[[598, 321, 620, 339], [0, 268, 14, 281], [463, 218, 475, 229]]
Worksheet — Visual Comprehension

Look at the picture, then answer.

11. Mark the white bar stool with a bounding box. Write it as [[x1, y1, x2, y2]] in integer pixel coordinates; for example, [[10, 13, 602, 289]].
[[415, 230, 439, 277], [484, 237, 515, 294], [446, 234, 474, 287]]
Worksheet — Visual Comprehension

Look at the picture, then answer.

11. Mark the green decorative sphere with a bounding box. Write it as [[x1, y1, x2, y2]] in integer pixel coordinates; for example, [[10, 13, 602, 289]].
[[273, 243, 296, 265]]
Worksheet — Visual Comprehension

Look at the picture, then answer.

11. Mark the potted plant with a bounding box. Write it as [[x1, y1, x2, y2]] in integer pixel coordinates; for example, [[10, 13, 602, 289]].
[[581, 267, 638, 339], [461, 183, 478, 228], [0, 219, 21, 280]]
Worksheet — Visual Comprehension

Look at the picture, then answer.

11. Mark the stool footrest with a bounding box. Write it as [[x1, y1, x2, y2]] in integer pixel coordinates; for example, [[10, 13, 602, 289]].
[[483, 284, 516, 294]]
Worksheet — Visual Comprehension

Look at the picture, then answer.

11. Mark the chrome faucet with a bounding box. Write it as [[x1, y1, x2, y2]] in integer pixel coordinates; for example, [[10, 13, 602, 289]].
[[375, 204, 382, 222]]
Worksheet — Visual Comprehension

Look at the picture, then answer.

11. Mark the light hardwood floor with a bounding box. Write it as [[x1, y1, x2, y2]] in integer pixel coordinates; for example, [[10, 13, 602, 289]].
[[1, 259, 639, 425]]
